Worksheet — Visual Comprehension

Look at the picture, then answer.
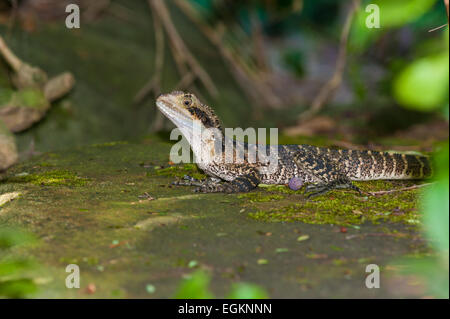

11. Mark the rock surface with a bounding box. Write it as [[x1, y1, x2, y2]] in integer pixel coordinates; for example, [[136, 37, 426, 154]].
[[0, 137, 432, 298]]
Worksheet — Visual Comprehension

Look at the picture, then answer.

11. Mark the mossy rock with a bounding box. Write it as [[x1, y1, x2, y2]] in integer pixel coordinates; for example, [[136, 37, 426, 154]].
[[0, 137, 433, 298]]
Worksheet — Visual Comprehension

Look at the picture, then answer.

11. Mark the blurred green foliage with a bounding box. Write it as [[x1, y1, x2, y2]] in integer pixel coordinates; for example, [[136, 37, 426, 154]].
[[374, 1, 449, 296], [423, 145, 449, 255], [394, 52, 449, 111], [351, 0, 439, 51], [416, 143, 449, 298], [394, 29, 449, 113], [396, 143, 449, 299], [0, 228, 37, 298], [282, 49, 306, 78], [227, 282, 269, 299], [175, 270, 268, 299], [369, 0, 436, 28], [175, 270, 214, 299]]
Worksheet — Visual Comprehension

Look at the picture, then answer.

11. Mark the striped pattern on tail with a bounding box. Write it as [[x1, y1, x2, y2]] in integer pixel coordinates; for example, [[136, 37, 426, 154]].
[[335, 149, 432, 181]]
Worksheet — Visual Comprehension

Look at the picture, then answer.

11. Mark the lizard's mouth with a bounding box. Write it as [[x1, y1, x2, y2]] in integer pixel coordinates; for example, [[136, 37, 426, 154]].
[[156, 94, 193, 131]]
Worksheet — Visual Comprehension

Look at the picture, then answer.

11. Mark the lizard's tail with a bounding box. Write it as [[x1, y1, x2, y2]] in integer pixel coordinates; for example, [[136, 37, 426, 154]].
[[339, 150, 432, 181]]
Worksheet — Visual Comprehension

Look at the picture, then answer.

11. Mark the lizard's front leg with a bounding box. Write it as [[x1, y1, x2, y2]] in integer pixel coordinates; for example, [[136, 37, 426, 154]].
[[194, 170, 261, 193], [173, 175, 221, 187]]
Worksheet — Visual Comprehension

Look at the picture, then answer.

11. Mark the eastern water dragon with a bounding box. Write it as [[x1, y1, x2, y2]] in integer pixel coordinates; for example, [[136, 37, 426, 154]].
[[156, 91, 432, 197]]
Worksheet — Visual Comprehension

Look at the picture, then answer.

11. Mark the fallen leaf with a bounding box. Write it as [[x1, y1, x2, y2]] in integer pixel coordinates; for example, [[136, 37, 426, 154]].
[[257, 258, 268, 265], [0, 192, 21, 207]]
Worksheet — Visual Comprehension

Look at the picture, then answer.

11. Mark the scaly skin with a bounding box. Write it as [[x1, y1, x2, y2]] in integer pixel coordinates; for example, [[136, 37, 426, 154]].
[[156, 91, 432, 197]]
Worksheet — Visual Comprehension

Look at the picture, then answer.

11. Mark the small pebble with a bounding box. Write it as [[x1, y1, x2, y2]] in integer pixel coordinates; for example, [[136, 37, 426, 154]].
[[85, 283, 96, 294], [288, 177, 304, 191]]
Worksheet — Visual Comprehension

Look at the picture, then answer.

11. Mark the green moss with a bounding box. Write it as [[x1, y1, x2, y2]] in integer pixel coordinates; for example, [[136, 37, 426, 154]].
[[247, 180, 422, 226], [6, 170, 89, 186], [0, 88, 48, 111], [258, 184, 297, 194], [155, 163, 206, 180], [91, 141, 129, 147], [16, 89, 48, 109], [0, 89, 13, 105], [37, 162, 54, 167], [238, 192, 284, 202]]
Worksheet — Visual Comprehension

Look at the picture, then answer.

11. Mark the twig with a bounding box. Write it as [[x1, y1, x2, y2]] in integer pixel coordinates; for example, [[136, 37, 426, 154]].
[[175, 71, 195, 90], [367, 183, 433, 196], [173, 0, 284, 110], [297, 0, 360, 123], [134, 9, 165, 104], [148, 0, 218, 97], [0, 35, 23, 72], [428, 23, 448, 32], [429, 0, 449, 32]]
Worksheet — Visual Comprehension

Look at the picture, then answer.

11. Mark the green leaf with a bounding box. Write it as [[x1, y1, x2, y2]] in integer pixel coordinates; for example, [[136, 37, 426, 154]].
[[395, 256, 449, 299], [0, 259, 34, 276], [0, 228, 35, 249], [227, 283, 269, 299], [422, 144, 449, 254], [376, 0, 437, 27], [0, 279, 37, 298], [174, 270, 214, 299], [393, 53, 449, 111]]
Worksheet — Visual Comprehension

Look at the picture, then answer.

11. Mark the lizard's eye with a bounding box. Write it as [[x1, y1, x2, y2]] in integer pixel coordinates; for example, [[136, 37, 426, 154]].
[[183, 97, 192, 107]]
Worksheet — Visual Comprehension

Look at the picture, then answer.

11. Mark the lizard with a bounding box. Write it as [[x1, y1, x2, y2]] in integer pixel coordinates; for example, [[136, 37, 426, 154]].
[[155, 91, 432, 197]]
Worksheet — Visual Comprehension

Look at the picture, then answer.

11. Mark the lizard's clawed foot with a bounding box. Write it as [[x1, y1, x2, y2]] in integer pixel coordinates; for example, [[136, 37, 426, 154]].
[[172, 175, 204, 187], [193, 180, 233, 193], [173, 175, 224, 192]]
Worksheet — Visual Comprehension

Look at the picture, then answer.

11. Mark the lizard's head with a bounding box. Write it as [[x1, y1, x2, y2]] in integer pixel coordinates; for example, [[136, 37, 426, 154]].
[[156, 91, 222, 132], [156, 91, 223, 165]]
